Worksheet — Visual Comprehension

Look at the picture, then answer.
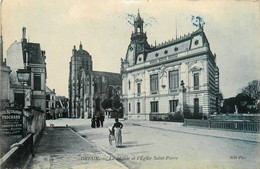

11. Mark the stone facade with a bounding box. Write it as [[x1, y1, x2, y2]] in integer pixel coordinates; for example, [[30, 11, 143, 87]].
[[6, 27, 47, 112], [68, 43, 93, 118], [0, 9, 11, 110], [0, 37, 11, 110], [121, 12, 220, 120], [68, 44, 121, 118]]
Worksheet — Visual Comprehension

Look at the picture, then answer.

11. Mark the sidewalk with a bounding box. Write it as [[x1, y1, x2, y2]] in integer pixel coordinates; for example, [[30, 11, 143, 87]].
[[128, 120, 260, 143], [27, 126, 127, 169]]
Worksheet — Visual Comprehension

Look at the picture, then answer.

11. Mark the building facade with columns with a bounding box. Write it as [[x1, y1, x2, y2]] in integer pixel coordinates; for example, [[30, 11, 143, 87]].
[[121, 12, 220, 120]]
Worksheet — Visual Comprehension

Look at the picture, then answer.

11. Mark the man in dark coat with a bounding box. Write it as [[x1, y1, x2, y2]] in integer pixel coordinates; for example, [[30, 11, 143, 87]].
[[91, 117, 95, 128], [100, 114, 105, 127], [96, 115, 100, 128]]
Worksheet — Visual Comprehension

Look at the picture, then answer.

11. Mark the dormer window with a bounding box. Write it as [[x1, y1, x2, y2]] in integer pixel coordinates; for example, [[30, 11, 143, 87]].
[[195, 40, 199, 45], [155, 53, 159, 57], [164, 50, 168, 54], [139, 57, 142, 61], [174, 47, 178, 52]]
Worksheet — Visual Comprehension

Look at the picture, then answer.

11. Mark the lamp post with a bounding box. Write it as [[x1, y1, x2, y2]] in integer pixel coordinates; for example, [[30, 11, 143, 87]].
[[17, 69, 30, 109], [17, 69, 30, 137]]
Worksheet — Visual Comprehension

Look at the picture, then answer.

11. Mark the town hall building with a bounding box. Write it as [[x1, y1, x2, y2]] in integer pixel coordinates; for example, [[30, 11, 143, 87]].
[[121, 12, 220, 120]]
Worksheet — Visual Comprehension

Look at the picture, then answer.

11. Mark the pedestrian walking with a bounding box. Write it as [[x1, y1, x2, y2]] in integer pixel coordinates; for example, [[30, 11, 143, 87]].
[[96, 116, 100, 128], [100, 114, 105, 127], [112, 118, 123, 148], [91, 117, 95, 128]]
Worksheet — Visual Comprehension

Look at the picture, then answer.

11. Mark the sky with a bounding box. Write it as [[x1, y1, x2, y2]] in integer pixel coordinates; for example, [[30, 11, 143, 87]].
[[1, 0, 259, 98]]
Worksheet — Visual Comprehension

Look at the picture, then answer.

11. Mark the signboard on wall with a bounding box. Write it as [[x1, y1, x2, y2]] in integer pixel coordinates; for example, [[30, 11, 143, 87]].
[[0, 110, 23, 135]]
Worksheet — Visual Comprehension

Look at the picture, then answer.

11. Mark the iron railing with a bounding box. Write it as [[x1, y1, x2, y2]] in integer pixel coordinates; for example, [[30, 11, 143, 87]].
[[184, 119, 260, 132]]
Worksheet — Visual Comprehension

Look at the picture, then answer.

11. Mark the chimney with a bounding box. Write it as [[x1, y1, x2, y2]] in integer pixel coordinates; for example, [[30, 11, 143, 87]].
[[22, 27, 26, 40]]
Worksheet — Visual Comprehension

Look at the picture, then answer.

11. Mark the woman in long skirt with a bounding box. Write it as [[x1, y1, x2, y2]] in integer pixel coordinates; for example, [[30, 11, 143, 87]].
[[112, 118, 123, 147]]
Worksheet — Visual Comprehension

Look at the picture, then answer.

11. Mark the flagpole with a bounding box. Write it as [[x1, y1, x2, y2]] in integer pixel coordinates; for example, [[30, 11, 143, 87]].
[[176, 17, 177, 40]]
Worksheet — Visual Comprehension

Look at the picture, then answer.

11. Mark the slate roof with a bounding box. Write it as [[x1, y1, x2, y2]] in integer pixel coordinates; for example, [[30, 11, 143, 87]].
[[144, 27, 207, 63], [92, 71, 121, 85], [23, 42, 45, 64]]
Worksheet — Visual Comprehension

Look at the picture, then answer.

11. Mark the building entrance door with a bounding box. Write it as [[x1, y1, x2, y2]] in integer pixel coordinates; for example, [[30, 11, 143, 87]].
[[194, 98, 199, 115]]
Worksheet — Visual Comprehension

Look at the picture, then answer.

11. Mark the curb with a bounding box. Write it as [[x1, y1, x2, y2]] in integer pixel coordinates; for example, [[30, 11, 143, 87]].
[[132, 123, 260, 144], [68, 128, 129, 169]]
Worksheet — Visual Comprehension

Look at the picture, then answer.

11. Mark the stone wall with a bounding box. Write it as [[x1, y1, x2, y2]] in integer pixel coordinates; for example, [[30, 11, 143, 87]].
[[0, 109, 45, 158], [24, 109, 45, 143]]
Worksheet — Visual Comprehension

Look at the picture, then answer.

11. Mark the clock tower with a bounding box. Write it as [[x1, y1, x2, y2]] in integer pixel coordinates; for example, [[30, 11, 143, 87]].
[[125, 10, 150, 66]]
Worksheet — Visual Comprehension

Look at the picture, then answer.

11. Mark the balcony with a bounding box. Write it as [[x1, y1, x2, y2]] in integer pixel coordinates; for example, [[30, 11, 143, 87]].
[[169, 88, 179, 93], [150, 91, 158, 95]]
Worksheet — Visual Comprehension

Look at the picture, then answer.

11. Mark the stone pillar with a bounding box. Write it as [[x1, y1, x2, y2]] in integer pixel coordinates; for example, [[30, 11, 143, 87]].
[[178, 80, 186, 113]]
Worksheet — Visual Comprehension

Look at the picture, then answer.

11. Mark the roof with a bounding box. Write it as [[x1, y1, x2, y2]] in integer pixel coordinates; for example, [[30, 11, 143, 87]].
[[92, 71, 121, 85], [23, 42, 45, 64], [143, 27, 207, 63], [46, 86, 55, 93], [135, 10, 143, 22]]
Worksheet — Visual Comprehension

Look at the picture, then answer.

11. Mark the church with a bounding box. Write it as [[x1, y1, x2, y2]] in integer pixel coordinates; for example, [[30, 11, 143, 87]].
[[121, 12, 220, 120], [68, 43, 121, 118]]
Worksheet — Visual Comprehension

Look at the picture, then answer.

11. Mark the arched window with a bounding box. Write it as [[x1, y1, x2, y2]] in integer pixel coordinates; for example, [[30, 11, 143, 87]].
[[128, 80, 131, 90], [137, 83, 141, 96]]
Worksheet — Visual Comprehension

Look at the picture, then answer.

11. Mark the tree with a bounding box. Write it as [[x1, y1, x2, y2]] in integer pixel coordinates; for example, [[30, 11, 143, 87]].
[[240, 80, 259, 101], [111, 93, 123, 118], [216, 92, 224, 113], [221, 97, 236, 114], [101, 93, 123, 118], [112, 94, 122, 110], [235, 93, 254, 113], [101, 98, 112, 110]]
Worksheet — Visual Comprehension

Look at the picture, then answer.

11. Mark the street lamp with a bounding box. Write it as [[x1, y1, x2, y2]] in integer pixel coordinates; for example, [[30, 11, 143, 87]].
[[17, 69, 30, 108]]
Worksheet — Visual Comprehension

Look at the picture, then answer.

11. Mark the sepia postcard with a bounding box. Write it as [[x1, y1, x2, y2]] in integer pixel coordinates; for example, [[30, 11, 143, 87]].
[[0, 0, 259, 169]]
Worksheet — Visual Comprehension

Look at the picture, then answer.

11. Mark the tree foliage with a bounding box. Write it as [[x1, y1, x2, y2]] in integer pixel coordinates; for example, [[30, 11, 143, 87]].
[[220, 80, 259, 114], [221, 97, 236, 114], [240, 80, 259, 101], [221, 94, 257, 114], [101, 98, 112, 110], [112, 94, 122, 110], [235, 93, 254, 113], [101, 94, 123, 112]]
